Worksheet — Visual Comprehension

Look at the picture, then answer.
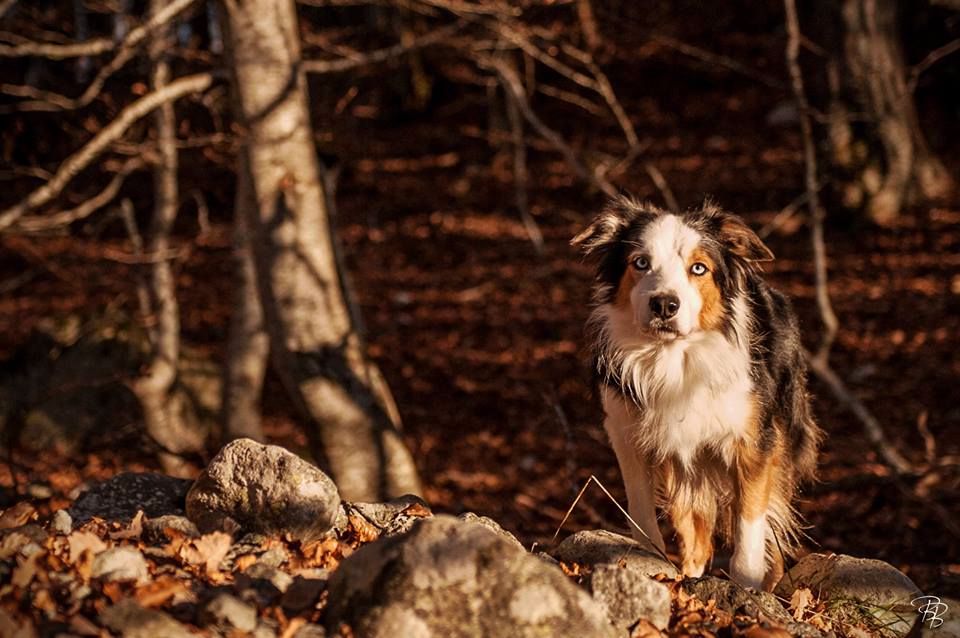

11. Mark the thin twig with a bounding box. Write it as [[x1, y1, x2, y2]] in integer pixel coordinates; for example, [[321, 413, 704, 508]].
[[502, 62, 544, 253], [549, 474, 678, 569], [0, 72, 215, 231], [0, 0, 199, 112], [15, 158, 144, 232], [302, 20, 464, 74], [783, 0, 837, 361], [483, 54, 615, 196], [908, 37, 960, 92], [652, 34, 786, 90]]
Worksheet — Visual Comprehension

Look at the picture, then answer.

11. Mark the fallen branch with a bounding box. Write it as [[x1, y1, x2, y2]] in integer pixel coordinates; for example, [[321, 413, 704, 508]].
[[805, 351, 914, 475], [0, 72, 215, 231]]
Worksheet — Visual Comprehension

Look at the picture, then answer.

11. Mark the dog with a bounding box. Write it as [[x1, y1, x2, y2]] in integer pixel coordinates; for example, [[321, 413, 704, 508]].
[[572, 196, 821, 591]]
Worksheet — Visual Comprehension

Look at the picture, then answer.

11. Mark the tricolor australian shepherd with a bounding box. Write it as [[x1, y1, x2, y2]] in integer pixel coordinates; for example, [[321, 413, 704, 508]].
[[573, 196, 821, 591]]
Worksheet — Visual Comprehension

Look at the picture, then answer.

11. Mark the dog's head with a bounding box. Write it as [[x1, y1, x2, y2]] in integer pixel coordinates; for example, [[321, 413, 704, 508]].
[[572, 196, 773, 340]]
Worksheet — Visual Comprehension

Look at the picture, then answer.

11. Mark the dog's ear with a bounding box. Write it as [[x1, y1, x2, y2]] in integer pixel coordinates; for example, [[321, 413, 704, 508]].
[[707, 205, 773, 263], [571, 196, 658, 255]]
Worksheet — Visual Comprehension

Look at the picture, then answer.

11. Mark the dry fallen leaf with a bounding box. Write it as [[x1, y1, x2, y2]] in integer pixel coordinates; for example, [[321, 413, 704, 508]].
[[0, 502, 37, 529], [348, 513, 380, 543], [11, 551, 42, 588], [789, 587, 815, 621], [66, 531, 107, 565], [631, 618, 663, 638], [179, 531, 232, 577], [402, 502, 432, 518], [135, 575, 188, 608], [109, 510, 145, 540]]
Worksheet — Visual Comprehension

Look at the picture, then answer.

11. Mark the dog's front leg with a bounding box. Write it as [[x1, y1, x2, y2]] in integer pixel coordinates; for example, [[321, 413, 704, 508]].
[[602, 391, 664, 552], [731, 454, 775, 590]]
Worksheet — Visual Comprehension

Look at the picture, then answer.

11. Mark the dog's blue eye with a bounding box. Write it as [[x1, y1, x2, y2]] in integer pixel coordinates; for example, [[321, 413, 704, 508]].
[[632, 257, 650, 271], [690, 262, 708, 276]]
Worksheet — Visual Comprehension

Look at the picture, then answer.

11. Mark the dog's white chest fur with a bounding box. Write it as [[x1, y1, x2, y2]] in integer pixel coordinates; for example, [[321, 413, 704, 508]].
[[599, 303, 754, 466]]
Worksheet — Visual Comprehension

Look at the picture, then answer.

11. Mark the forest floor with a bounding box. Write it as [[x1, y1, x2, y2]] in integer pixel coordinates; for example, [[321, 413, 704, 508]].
[[1, 2, 959, 599]]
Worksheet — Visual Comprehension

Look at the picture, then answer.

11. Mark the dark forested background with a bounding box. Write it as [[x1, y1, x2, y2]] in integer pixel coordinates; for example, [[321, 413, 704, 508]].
[[1, 0, 958, 598]]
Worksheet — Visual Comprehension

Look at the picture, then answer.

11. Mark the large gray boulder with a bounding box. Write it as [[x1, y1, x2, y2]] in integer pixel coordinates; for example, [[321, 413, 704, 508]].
[[186, 439, 340, 541], [325, 515, 617, 638], [774, 553, 923, 637], [551, 529, 678, 579]]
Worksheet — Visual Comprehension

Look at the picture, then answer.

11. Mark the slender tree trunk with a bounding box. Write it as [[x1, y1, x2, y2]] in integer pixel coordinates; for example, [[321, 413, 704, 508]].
[[222, 158, 268, 443], [220, 0, 421, 500], [824, 0, 952, 223], [134, 0, 204, 476]]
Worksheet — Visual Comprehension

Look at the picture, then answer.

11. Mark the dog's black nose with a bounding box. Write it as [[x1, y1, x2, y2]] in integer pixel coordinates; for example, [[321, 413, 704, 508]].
[[649, 294, 680, 319]]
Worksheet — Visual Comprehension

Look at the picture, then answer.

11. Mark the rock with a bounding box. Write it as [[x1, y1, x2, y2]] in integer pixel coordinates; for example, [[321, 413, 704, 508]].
[[684, 576, 829, 638], [326, 515, 616, 638], [685, 576, 792, 623], [350, 495, 430, 529], [774, 553, 923, 637], [92, 547, 149, 584], [457, 512, 524, 550], [236, 562, 295, 602], [348, 494, 432, 537], [186, 438, 340, 541], [69, 473, 193, 524], [101, 599, 194, 638], [49, 509, 72, 535], [201, 592, 258, 633], [589, 563, 671, 631], [551, 529, 678, 579], [143, 515, 200, 544]]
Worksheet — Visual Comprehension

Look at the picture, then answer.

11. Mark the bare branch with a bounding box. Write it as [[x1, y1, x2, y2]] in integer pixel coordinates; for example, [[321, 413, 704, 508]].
[[16, 158, 145, 232], [303, 20, 464, 74], [484, 54, 615, 197], [783, 0, 838, 361], [805, 352, 914, 475], [1, 0, 200, 113], [536, 82, 606, 116], [0, 37, 113, 59], [502, 61, 544, 253], [908, 37, 960, 92], [0, 0, 197, 61], [0, 0, 18, 19], [0, 72, 215, 232], [641, 161, 679, 213], [652, 34, 786, 90]]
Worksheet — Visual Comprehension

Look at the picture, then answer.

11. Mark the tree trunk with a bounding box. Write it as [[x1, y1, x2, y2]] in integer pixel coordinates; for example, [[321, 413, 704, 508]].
[[133, 0, 204, 477], [219, 0, 422, 501], [824, 0, 952, 223], [222, 158, 268, 443]]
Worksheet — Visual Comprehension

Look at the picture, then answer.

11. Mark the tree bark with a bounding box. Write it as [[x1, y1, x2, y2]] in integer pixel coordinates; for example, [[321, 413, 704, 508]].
[[824, 0, 952, 223], [133, 0, 204, 477], [222, 158, 268, 443], [220, 0, 421, 501]]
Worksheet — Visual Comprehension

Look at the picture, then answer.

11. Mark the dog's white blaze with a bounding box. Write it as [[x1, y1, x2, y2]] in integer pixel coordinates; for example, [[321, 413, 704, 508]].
[[730, 515, 767, 589], [631, 214, 704, 336]]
